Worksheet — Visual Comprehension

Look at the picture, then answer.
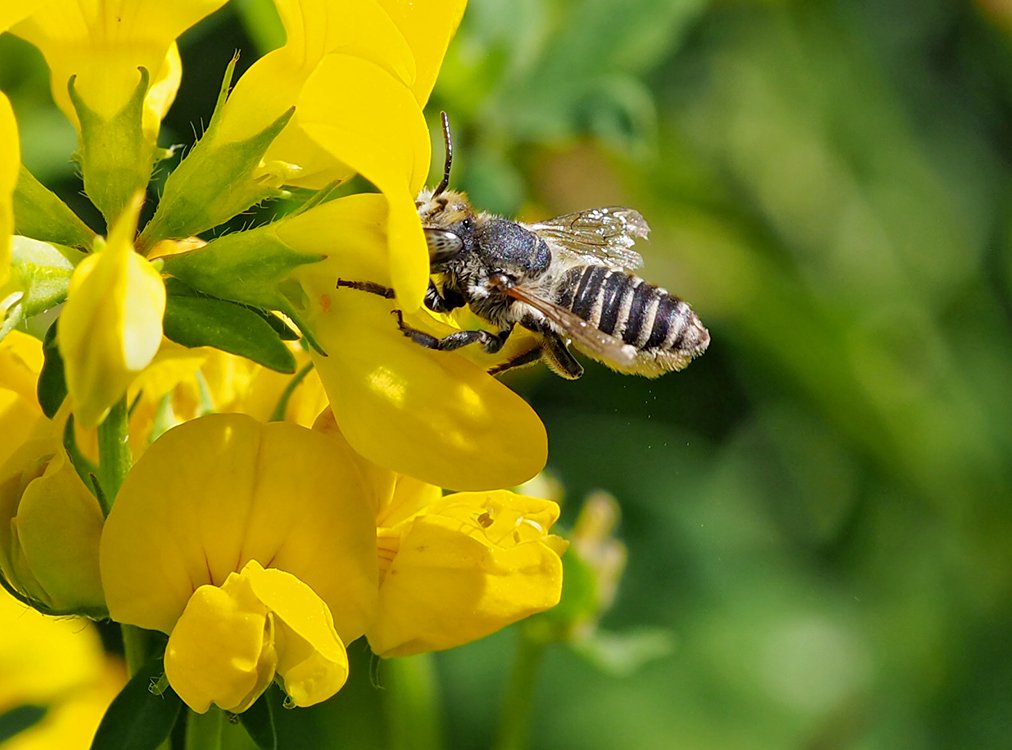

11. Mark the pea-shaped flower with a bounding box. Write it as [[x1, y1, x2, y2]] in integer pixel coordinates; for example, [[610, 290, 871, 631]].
[[100, 414, 378, 712], [369, 486, 569, 658]]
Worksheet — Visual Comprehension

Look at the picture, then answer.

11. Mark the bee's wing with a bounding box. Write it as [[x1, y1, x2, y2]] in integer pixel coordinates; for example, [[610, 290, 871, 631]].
[[503, 283, 637, 368], [527, 207, 648, 270]]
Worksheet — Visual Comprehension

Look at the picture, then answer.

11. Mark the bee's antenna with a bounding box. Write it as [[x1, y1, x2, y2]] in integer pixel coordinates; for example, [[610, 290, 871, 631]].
[[433, 111, 453, 197]]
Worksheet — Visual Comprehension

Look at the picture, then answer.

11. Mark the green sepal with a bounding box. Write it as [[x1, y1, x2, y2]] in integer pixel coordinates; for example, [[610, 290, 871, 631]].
[[37, 320, 67, 419], [568, 627, 675, 677], [524, 544, 599, 642], [163, 279, 296, 373], [91, 654, 183, 750], [139, 55, 294, 248], [161, 224, 323, 319], [0, 236, 86, 341], [68, 68, 153, 225], [13, 166, 96, 248], [237, 686, 278, 750]]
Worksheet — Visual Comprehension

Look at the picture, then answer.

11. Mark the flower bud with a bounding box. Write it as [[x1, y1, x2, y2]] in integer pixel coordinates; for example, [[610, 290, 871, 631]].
[[0, 438, 106, 615]]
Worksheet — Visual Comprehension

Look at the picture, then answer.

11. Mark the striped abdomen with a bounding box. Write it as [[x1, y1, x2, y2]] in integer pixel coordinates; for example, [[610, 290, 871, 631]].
[[557, 265, 710, 373]]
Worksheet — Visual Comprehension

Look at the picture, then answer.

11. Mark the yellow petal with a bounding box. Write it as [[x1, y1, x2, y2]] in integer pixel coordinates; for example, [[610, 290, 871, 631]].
[[298, 53, 431, 307], [312, 293, 547, 491], [375, 0, 467, 105], [0, 331, 46, 469], [164, 572, 275, 714], [100, 414, 377, 639], [145, 42, 183, 140], [287, 195, 548, 491], [12, 0, 226, 130], [368, 491, 565, 657], [0, 588, 114, 711], [218, 0, 414, 140], [244, 561, 348, 708], [0, 4, 45, 30], [58, 194, 165, 427], [0, 93, 17, 283], [0, 438, 106, 613]]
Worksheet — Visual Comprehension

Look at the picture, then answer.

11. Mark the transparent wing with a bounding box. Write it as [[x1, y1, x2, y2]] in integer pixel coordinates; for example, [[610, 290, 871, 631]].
[[528, 207, 649, 270], [502, 283, 637, 368]]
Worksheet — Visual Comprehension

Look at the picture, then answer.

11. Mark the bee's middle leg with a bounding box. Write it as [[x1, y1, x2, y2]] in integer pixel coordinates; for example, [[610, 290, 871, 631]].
[[393, 311, 513, 354]]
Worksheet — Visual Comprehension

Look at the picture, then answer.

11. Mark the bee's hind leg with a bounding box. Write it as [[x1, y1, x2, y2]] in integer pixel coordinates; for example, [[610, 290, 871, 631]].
[[487, 345, 544, 377], [393, 311, 514, 354], [539, 333, 584, 380]]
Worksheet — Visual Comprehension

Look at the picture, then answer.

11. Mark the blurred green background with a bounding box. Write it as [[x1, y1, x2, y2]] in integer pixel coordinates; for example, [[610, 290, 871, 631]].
[[4, 0, 1012, 747]]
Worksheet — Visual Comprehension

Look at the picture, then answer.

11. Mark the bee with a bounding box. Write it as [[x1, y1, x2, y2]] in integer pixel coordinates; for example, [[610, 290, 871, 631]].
[[339, 114, 709, 379]]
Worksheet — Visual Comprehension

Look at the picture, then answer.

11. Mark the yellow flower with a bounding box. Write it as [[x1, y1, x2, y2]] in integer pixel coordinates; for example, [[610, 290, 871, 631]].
[[218, 0, 419, 182], [11, 1, 221, 137], [369, 486, 568, 658], [0, 589, 124, 750], [0, 331, 47, 468], [285, 194, 547, 491], [311, 412, 567, 658], [11, 1, 223, 222], [100, 413, 379, 712], [0, 437, 106, 614], [58, 194, 165, 427]]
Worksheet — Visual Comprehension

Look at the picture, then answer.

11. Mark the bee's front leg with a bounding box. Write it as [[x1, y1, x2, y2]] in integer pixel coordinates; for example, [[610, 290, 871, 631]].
[[337, 278, 465, 315], [424, 281, 465, 313], [335, 279, 395, 298], [393, 311, 514, 354]]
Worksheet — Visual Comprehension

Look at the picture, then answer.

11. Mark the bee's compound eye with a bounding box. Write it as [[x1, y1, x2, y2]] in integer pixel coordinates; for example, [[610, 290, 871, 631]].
[[459, 217, 473, 231]]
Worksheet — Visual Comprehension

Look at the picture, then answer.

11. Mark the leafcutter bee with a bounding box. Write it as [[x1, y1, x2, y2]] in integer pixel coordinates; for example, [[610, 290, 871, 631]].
[[338, 114, 709, 379]]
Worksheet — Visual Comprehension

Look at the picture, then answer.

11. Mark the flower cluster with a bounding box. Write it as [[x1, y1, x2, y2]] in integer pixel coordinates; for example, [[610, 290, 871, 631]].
[[0, 0, 565, 724]]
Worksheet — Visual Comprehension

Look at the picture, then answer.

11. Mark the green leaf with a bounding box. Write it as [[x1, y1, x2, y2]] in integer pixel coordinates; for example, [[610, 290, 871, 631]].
[[162, 288, 296, 374], [238, 687, 278, 750], [90, 656, 183, 750], [37, 320, 67, 419], [160, 227, 323, 315], [0, 704, 47, 742]]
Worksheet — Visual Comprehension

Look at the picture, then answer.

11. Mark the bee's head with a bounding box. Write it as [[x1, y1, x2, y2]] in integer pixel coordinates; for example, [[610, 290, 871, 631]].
[[415, 188, 473, 228]]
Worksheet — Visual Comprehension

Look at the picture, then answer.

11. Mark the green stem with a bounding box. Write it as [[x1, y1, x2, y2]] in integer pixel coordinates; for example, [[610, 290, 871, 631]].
[[493, 630, 548, 750], [270, 360, 315, 422], [185, 707, 223, 750], [121, 625, 151, 678], [382, 654, 443, 750], [96, 396, 132, 513]]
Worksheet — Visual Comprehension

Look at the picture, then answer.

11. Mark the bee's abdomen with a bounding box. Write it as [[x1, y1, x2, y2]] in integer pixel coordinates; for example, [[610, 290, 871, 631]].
[[559, 266, 709, 358]]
